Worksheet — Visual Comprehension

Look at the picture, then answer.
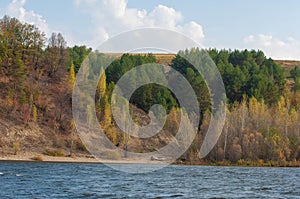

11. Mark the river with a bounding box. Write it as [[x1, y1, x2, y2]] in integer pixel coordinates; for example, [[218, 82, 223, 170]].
[[0, 162, 299, 198]]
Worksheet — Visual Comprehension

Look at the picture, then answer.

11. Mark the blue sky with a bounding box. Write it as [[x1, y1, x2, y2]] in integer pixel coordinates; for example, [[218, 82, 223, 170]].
[[1, 0, 300, 60]]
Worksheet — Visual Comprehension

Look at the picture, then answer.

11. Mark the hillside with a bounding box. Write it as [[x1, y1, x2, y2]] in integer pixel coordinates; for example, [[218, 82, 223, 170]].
[[274, 60, 300, 68], [0, 16, 300, 166], [0, 66, 81, 156], [275, 60, 300, 77], [1, 52, 300, 165]]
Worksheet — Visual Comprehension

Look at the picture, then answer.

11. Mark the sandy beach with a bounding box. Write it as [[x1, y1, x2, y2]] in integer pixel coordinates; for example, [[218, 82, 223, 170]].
[[0, 153, 98, 163], [0, 152, 168, 165]]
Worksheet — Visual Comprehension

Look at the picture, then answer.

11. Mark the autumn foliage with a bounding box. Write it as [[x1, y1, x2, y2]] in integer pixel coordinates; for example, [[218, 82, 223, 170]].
[[0, 16, 299, 165]]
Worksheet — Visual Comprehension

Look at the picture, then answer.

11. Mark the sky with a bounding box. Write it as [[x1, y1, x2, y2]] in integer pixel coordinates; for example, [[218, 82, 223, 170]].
[[1, 0, 300, 60]]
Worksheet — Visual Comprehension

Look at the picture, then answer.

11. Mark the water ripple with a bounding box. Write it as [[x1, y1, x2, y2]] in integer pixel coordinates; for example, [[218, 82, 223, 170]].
[[0, 162, 299, 199]]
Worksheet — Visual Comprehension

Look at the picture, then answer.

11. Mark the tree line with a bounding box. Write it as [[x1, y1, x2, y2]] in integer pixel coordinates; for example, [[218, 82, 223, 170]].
[[0, 16, 299, 165], [92, 49, 300, 165]]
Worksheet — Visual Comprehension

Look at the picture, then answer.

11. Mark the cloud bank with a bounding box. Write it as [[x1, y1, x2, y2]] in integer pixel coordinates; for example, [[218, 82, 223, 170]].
[[74, 0, 205, 48], [6, 0, 49, 35], [244, 34, 300, 60], [1, 0, 205, 50], [2, 0, 299, 60]]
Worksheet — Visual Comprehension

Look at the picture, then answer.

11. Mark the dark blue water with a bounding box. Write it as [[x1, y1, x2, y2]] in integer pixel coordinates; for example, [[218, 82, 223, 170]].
[[0, 162, 299, 199]]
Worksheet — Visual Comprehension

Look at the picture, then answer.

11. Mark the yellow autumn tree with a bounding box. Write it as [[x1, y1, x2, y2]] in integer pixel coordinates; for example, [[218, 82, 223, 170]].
[[257, 99, 268, 130], [239, 96, 248, 131], [68, 63, 76, 93], [289, 108, 299, 127], [102, 96, 112, 129], [289, 108, 298, 135], [106, 127, 117, 145], [276, 96, 289, 136], [292, 91, 300, 109], [99, 95, 115, 145], [32, 105, 38, 122], [249, 96, 259, 130], [97, 67, 106, 99]]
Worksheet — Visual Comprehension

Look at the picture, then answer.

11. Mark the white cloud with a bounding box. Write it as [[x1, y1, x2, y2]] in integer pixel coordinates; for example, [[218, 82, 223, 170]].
[[244, 34, 300, 60], [6, 0, 50, 35], [179, 21, 205, 43], [74, 0, 205, 48], [2, 0, 205, 49], [148, 5, 183, 28]]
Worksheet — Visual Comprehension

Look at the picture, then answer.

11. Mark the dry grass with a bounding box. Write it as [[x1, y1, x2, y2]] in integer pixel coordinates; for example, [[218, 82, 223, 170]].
[[274, 60, 300, 76], [104, 53, 176, 65], [275, 60, 300, 68], [31, 155, 44, 161]]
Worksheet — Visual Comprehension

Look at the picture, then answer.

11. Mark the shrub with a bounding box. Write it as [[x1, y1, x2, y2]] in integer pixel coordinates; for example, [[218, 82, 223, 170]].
[[12, 141, 21, 155], [43, 150, 65, 157], [31, 155, 44, 161]]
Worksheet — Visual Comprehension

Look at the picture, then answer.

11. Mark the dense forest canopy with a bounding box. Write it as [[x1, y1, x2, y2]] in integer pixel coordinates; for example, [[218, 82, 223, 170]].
[[0, 16, 300, 165], [208, 49, 286, 105], [106, 54, 178, 113]]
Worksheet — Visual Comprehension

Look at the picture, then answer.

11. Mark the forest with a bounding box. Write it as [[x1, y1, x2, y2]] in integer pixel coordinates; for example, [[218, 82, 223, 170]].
[[0, 16, 299, 166]]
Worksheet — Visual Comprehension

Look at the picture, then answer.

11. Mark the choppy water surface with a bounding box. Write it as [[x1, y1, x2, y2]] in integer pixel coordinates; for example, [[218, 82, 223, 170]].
[[0, 162, 299, 198]]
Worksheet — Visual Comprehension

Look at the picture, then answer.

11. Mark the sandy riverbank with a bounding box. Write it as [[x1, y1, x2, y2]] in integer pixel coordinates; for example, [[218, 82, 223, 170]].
[[0, 152, 98, 163], [0, 153, 167, 165], [2, 153, 299, 167]]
